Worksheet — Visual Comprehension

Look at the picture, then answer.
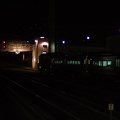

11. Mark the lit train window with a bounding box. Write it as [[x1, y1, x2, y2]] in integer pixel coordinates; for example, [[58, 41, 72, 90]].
[[59, 60, 63, 64], [71, 61, 81, 65], [55, 60, 63, 64], [72, 61, 74, 64], [108, 61, 112, 66], [75, 61, 80, 65], [74, 61, 77, 64], [103, 61, 107, 66], [66, 60, 80, 65], [84, 60, 87, 64], [116, 59, 120, 66], [78, 61, 80, 64], [69, 61, 73, 64], [88, 60, 90, 64], [67, 60, 75, 64], [54, 60, 58, 64], [67, 60, 73, 64], [60, 60, 63, 64], [99, 61, 102, 66]]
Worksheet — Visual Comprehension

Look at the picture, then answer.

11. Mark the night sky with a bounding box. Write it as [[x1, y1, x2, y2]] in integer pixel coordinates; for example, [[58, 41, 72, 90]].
[[0, 1, 120, 46]]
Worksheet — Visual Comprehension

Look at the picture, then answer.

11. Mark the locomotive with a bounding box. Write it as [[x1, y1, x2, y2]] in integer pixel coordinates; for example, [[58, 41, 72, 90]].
[[38, 52, 84, 75], [38, 52, 120, 76]]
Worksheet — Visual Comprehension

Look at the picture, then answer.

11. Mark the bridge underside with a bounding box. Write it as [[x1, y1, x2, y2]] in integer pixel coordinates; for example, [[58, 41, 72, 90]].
[[0, 51, 32, 67]]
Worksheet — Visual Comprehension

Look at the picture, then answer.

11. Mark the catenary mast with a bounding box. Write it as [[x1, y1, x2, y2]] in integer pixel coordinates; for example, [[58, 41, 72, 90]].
[[49, 0, 55, 53]]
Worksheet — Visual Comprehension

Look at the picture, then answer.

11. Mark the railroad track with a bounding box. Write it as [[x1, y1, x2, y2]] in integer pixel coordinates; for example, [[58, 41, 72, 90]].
[[0, 69, 120, 120]]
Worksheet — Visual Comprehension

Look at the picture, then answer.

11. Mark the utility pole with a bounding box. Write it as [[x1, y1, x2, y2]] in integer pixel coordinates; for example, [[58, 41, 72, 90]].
[[49, 0, 55, 53]]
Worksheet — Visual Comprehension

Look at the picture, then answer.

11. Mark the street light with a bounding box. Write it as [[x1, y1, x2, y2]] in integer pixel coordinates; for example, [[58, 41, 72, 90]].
[[86, 36, 90, 40], [62, 40, 66, 44], [87, 36, 90, 40]]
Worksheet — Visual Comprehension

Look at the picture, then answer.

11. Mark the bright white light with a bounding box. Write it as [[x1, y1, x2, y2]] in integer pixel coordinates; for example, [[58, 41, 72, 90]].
[[41, 42, 48, 46], [33, 58, 36, 62], [62, 40, 65, 44], [35, 39, 38, 43], [42, 51, 47, 54], [86, 36, 90, 40], [40, 36, 45, 39]]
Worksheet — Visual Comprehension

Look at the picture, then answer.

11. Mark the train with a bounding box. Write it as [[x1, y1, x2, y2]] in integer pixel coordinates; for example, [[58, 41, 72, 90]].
[[38, 52, 120, 77], [38, 52, 84, 75]]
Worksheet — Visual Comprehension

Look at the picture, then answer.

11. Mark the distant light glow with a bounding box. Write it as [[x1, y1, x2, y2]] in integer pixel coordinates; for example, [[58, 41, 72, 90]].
[[62, 40, 66, 44], [40, 36, 45, 39], [26, 40, 29, 43], [35, 39, 38, 43], [86, 36, 90, 40], [3, 41, 5, 44]]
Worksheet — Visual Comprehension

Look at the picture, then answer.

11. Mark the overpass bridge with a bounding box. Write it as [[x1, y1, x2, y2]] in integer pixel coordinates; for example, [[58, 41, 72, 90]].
[[0, 40, 32, 53], [0, 38, 49, 69]]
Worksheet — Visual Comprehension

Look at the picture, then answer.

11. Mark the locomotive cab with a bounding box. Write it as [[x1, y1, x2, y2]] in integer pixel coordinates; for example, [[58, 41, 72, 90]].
[[38, 52, 65, 74]]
